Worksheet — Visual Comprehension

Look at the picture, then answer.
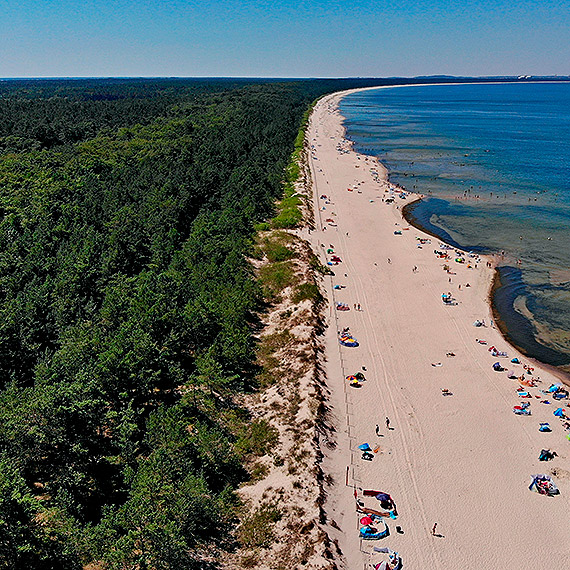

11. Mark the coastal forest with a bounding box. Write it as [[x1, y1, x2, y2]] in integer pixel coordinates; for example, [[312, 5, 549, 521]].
[[0, 76, 392, 569], [0, 75, 497, 568]]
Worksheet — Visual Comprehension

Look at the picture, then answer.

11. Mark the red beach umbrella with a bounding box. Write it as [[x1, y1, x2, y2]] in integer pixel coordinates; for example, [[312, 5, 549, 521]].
[[360, 516, 374, 525]]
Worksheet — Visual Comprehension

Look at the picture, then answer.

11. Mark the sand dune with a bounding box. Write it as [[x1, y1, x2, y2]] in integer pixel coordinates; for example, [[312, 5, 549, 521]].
[[306, 91, 570, 570]]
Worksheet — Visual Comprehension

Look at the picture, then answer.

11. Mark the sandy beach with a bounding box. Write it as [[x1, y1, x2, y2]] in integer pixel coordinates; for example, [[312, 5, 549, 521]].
[[306, 90, 570, 569]]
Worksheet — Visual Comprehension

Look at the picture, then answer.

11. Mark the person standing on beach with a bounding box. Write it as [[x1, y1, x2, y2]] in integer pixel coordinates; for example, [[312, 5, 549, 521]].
[[385, 417, 390, 430], [375, 424, 380, 436], [432, 522, 438, 536]]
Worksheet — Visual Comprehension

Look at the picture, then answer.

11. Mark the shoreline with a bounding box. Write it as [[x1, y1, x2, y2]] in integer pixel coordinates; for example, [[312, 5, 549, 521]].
[[306, 89, 570, 569], [339, 83, 570, 380], [401, 198, 570, 385]]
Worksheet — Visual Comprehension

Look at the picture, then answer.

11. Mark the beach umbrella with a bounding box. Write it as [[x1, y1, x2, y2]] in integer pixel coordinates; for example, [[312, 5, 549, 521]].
[[360, 516, 374, 525]]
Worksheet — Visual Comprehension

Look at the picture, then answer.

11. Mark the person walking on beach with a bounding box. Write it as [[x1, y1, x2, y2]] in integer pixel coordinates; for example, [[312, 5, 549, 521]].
[[375, 424, 380, 436], [385, 417, 391, 430], [432, 522, 438, 536]]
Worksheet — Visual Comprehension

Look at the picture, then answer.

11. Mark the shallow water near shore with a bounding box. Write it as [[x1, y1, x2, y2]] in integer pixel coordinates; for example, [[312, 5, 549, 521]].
[[340, 83, 570, 370]]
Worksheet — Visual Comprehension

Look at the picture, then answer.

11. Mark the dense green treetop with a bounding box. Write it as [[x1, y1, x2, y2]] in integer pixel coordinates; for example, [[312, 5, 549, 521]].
[[0, 76, 411, 568]]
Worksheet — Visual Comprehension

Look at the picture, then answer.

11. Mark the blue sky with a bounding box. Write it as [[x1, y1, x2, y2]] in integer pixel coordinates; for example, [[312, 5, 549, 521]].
[[1, 0, 568, 77]]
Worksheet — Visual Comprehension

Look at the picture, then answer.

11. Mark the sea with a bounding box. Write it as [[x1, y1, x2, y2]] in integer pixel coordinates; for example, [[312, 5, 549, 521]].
[[340, 82, 570, 372]]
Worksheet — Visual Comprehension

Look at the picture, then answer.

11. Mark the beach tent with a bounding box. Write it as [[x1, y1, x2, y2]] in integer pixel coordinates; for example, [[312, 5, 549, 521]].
[[375, 492, 391, 503], [358, 443, 372, 452], [359, 518, 389, 540], [553, 408, 565, 417], [539, 422, 552, 432], [373, 547, 402, 570], [348, 375, 362, 388], [366, 492, 397, 514], [529, 474, 559, 496], [539, 449, 556, 461], [339, 335, 359, 347]]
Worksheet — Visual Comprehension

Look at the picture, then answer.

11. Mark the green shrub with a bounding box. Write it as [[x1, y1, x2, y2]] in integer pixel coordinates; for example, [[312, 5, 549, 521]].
[[258, 330, 294, 357], [258, 261, 296, 299], [292, 282, 321, 304], [238, 502, 282, 549], [264, 242, 295, 263], [235, 419, 279, 458], [271, 207, 303, 229], [249, 461, 269, 482]]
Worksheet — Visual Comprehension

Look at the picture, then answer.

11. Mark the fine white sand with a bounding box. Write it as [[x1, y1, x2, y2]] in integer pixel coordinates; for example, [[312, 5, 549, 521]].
[[306, 90, 570, 570]]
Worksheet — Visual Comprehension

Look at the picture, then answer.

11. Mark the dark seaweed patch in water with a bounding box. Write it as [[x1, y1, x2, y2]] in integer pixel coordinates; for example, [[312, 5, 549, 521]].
[[492, 266, 570, 367], [402, 197, 487, 253]]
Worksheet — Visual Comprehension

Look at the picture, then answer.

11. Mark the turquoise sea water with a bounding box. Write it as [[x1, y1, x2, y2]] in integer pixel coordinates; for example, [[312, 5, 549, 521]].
[[340, 83, 570, 370]]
